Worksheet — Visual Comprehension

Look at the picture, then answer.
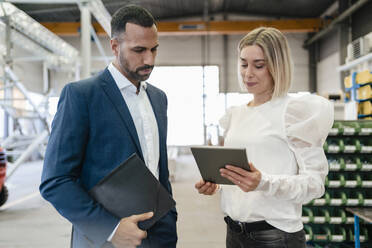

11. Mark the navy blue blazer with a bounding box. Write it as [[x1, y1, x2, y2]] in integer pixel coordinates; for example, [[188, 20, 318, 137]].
[[40, 68, 177, 248]]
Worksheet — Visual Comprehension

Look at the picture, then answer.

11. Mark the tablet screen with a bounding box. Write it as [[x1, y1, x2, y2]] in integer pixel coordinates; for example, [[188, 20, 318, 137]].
[[190, 146, 249, 185]]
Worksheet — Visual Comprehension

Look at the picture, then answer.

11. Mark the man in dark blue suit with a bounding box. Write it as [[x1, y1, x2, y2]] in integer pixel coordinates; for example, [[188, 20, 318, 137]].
[[40, 5, 177, 248]]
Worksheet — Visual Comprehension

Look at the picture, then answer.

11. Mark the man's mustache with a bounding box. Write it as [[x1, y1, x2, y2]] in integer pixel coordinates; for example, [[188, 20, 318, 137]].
[[136, 65, 154, 72]]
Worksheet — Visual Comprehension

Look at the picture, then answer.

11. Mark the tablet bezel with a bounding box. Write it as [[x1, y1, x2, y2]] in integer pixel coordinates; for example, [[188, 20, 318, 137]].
[[190, 146, 250, 185]]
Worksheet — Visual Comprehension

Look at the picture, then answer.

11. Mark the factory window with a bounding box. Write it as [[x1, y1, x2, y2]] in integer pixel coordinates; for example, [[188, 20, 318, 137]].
[[148, 66, 221, 146]]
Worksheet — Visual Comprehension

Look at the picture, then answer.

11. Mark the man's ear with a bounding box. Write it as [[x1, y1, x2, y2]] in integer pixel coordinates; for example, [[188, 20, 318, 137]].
[[110, 38, 119, 57]]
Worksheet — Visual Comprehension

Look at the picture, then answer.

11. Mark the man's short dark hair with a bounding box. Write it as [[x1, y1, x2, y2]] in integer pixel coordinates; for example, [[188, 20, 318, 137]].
[[111, 5, 156, 38]]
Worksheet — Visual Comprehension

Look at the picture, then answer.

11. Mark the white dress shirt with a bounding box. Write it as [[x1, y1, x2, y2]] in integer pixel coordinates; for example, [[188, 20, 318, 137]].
[[107, 63, 160, 241], [219, 94, 334, 233], [108, 63, 160, 179]]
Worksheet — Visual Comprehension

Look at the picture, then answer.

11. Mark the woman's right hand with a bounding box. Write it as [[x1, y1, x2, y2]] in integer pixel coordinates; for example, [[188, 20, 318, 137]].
[[195, 179, 219, 195]]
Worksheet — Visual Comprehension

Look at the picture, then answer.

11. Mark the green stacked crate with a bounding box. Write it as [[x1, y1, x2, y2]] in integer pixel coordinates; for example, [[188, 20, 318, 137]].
[[304, 120, 372, 247]]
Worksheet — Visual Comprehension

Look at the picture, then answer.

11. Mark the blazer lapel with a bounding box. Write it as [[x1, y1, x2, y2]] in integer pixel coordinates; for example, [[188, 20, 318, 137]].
[[98, 68, 143, 158]]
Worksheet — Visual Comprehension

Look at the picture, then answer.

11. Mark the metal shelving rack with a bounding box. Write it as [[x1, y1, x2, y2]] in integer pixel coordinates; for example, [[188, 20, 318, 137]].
[[303, 120, 372, 248], [344, 71, 372, 119]]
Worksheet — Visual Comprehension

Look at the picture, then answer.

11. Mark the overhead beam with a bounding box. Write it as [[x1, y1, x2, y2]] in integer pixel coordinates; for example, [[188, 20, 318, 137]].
[[41, 22, 104, 36], [304, 0, 370, 46], [159, 19, 324, 35], [41, 18, 324, 36]]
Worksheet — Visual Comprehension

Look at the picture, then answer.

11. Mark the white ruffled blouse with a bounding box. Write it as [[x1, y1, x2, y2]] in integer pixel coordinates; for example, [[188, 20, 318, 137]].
[[219, 94, 334, 233]]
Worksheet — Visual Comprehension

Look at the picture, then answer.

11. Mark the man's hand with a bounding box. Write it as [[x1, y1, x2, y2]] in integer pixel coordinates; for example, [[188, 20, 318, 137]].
[[195, 179, 219, 195], [111, 212, 153, 248]]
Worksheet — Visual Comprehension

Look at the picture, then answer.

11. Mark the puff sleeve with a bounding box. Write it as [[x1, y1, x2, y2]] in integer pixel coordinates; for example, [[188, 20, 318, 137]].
[[256, 95, 334, 204], [219, 107, 234, 137]]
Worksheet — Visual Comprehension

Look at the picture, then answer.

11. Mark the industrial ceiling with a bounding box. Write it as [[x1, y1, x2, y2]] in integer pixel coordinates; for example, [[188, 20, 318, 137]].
[[13, 0, 337, 22]]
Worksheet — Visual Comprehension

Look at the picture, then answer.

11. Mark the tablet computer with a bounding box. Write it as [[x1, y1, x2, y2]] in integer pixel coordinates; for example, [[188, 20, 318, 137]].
[[190, 146, 250, 185]]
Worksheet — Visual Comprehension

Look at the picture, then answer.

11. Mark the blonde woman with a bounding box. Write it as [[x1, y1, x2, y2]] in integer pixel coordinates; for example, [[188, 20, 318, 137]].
[[195, 27, 334, 248]]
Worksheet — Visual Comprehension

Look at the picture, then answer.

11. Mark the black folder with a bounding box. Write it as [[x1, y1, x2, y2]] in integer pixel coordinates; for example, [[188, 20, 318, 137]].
[[89, 153, 176, 230]]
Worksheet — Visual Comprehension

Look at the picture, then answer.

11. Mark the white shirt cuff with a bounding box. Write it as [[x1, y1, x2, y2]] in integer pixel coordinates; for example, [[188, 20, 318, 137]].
[[255, 172, 269, 191], [107, 222, 120, 241], [215, 184, 222, 193]]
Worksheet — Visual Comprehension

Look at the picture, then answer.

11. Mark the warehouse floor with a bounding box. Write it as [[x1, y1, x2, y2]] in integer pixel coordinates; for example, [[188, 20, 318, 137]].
[[0, 155, 225, 248]]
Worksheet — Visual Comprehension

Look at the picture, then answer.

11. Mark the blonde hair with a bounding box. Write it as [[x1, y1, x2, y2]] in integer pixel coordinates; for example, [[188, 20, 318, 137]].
[[238, 27, 292, 98]]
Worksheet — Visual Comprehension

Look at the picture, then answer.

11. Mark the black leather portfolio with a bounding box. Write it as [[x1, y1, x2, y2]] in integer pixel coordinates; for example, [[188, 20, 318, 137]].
[[89, 153, 176, 230]]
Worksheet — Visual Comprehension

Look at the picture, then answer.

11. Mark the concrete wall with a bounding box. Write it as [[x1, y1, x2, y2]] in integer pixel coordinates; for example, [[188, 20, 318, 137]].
[[317, 51, 341, 95], [286, 33, 309, 93], [15, 32, 310, 96], [317, 29, 342, 95]]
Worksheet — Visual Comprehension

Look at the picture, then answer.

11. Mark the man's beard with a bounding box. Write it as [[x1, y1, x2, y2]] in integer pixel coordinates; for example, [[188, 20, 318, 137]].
[[119, 52, 154, 82]]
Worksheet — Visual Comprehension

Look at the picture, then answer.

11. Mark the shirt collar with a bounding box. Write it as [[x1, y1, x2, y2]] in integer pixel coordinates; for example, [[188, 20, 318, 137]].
[[108, 62, 147, 93]]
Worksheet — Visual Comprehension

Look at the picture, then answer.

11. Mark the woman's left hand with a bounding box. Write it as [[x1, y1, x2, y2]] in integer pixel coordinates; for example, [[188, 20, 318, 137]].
[[220, 162, 261, 192]]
